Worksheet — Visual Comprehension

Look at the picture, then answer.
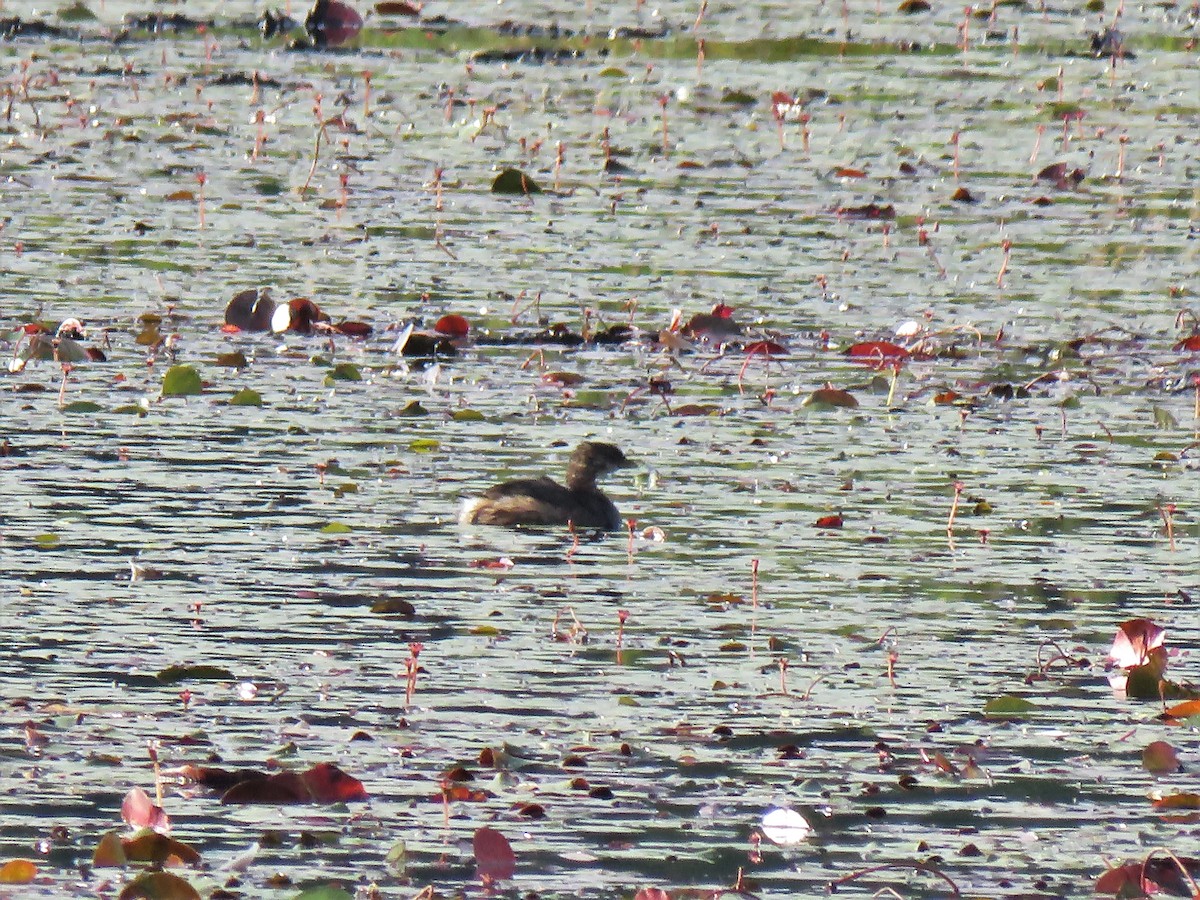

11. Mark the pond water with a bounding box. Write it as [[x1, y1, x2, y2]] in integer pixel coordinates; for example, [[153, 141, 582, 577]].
[[1, 1, 1198, 897]]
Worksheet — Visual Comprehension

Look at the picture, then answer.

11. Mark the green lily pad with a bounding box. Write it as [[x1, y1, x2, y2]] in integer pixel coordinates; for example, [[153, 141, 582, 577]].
[[229, 388, 263, 407], [162, 364, 202, 397]]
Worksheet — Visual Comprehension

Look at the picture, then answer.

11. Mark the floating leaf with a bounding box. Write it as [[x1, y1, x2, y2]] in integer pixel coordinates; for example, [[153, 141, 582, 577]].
[[93, 831, 127, 867], [409, 438, 440, 452], [371, 598, 416, 617], [216, 351, 249, 368], [123, 830, 201, 866], [435, 314, 470, 337], [813, 514, 844, 529], [1143, 741, 1181, 775], [34, 533, 60, 547], [804, 387, 858, 409], [598, 66, 628, 78], [0, 860, 37, 884], [982, 695, 1037, 716], [384, 838, 407, 874], [61, 400, 104, 414], [1173, 334, 1200, 352], [118, 871, 200, 900], [157, 664, 235, 684], [229, 388, 263, 407], [219, 762, 368, 805], [473, 827, 515, 882], [845, 341, 909, 361], [161, 365, 202, 397], [1151, 793, 1200, 811], [291, 886, 355, 900], [1163, 699, 1200, 721], [1096, 857, 1200, 897], [320, 522, 352, 535], [451, 409, 485, 422], [760, 807, 811, 846], [326, 363, 361, 382], [491, 168, 542, 195], [398, 401, 429, 417]]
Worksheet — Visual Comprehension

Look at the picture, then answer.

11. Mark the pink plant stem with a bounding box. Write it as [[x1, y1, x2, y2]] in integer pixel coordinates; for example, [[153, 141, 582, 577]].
[[1029, 124, 1044, 165], [947, 481, 964, 539], [196, 171, 207, 229], [996, 238, 1012, 287]]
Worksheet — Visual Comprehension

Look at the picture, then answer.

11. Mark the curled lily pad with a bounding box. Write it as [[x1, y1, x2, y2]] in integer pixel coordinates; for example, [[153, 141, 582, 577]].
[[491, 168, 542, 195]]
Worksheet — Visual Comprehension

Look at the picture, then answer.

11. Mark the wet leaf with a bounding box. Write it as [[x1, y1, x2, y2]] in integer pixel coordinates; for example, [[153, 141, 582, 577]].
[[451, 409, 485, 422], [384, 838, 407, 874], [62, 400, 104, 414], [161, 365, 202, 397], [371, 598, 416, 617], [804, 387, 858, 409], [473, 826, 515, 881], [1143, 741, 1181, 775], [229, 388, 263, 407], [1151, 793, 1200, 811], [760, 807, 811, 845], [1096, 858, 1200, 897], [845, 341, 909, 361], [92, 831, 127, 867], [325, 363, 361, 383], [0, 860, 37, 884], [219, 763, 367, 805], [1163, 699, 1200, 721], [983, 695, 1037, 717], [157, 664, 234, 684], [117, 871, 200, 900], [215, 351, 248, 368], [122, 830, 202, 866], [491, 168, 542, 195], [435, 314, 470, 337], [813, 514, 844, 529], [34, 533, 60, 547], [320, 522, 352, 535]]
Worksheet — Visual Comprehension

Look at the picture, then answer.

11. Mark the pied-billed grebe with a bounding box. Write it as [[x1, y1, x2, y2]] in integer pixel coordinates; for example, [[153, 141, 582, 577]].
[[460, 442, 633, 530]]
